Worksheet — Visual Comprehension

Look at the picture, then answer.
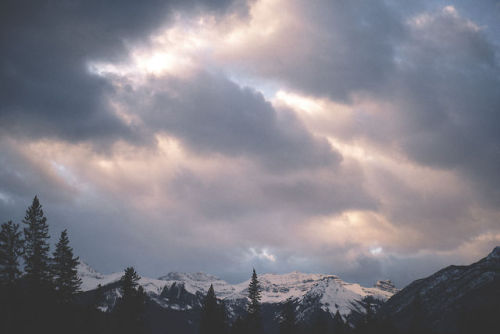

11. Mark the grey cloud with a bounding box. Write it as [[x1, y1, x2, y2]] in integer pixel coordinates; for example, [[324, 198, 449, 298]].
[[0, 0, 244, 145], [1, 0, 499, 288], [166, 161, 376, 222], [335, 252, 455, 288], [390, 8, 500, 205], [339, 255, 384, 287], [375, 172, 480, 252], [233, 0, 406, 101], [119, 71, 341, 171], [237, 1, 500, 205]]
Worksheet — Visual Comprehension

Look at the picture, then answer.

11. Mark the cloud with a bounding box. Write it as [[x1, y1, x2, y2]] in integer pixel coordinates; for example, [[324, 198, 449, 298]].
[[213, 1, 500, 206], [109, 70, 341, 171], [0, 0, 245, 145], [215, 0, 405, 101], [0, 0, 499, 287], [390, 6, 500, 206]]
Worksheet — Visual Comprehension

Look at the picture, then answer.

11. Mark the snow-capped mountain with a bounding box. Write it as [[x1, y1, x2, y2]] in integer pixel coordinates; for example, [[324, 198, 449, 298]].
[[77, 262, 396, 322]]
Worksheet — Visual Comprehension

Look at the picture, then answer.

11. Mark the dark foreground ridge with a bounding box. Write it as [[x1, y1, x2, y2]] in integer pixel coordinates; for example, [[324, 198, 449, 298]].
[[379, 247, 500, 334]]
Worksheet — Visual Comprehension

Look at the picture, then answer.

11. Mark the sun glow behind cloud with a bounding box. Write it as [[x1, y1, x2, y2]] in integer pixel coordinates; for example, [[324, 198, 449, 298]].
[[2, 0, 500, 285], [78, 0, 500, 278]]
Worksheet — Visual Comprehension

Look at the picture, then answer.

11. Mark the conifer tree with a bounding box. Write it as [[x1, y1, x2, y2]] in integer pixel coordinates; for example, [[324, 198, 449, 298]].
[[23, 196, 51, 284], [51, 229, 82, 303], [200, 284, 227, 334], [21, 197, 54, 334], [115, 267, 146, 334], [0, 220, 24, 285], [0, 221, 24, 334], [279, 298, 297, 334], [246, 268, 262, 333], [120, 266, 141, 298]]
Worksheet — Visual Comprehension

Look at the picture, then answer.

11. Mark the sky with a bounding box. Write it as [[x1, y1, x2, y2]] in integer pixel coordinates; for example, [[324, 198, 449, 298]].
[[1, 0, 499, 287]]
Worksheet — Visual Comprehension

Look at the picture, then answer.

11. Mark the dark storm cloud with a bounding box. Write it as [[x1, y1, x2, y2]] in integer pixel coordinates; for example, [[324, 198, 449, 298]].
[[117, 71, 341, 171], [0, 0, 243, 144]]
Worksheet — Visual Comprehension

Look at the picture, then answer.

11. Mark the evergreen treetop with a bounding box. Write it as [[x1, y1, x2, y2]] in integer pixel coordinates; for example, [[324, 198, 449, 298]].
[[200, 284, 227, 334], [245, 268, 262, 333], [23, 196, 51, 283], [247, 268, 261, 315], [115, 266, 146, 334], [120, 266, 141, 298], [52, 229, 82, 303]]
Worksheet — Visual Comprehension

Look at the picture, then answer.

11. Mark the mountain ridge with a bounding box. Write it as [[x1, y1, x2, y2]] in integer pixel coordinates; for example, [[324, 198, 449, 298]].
[[77, 262, 396, 321], [379, 246, 500, 334]]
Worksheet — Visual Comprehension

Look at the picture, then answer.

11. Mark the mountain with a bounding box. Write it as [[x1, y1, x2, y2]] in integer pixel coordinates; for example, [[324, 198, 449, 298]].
[[77, 263, 396, 332], [379, 247, 500, 334]]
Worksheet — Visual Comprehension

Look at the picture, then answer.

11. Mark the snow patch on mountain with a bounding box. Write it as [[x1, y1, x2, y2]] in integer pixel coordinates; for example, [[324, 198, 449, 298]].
[[78, 261, 169, 294], [78, 261, 124, 291], [78, 262, 397, 318]]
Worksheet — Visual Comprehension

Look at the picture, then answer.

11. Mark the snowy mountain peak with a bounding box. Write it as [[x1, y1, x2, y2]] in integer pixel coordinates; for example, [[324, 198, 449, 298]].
[[77, 260, 102, 278], [77, 261, 124, 291]]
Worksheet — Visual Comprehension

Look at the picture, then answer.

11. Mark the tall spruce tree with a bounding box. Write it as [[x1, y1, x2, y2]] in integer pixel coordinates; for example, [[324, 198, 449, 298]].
[[114, 267, 146, 334], [0, 221, 24, 285], [199, 284, 227, 334], [23, 196, 51, 284], [52, 229, 82, 303], [246, 268, 262, 333]]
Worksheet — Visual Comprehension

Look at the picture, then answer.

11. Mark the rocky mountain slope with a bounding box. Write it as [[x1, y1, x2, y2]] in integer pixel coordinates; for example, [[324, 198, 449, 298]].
[[379, 247, 500, 334]]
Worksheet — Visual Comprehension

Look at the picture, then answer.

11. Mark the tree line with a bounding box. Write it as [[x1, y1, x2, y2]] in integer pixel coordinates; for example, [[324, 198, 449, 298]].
[[0, 196, 148, 334], [1, 196, 429, 334]]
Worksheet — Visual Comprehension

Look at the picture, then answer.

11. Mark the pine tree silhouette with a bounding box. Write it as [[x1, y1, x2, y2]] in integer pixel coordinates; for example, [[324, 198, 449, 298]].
[[0, 220, 23, 285], [21, 196, 55, 333], [200, 284, 227, 334], [52, 229, 82, 303], [0, 220, 24, 334], [114, 267, 146, 334], [246, 268, 262, 334], [23, 196, 51, 285]]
